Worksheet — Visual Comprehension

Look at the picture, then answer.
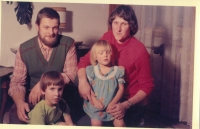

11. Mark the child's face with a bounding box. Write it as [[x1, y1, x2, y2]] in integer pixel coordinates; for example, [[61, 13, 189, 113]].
[[96, 49, 112, 66], [42, 84, 64, 107]]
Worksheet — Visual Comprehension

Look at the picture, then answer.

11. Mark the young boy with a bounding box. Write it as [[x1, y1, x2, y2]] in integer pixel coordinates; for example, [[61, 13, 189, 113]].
[[28, 71, 74, 125]]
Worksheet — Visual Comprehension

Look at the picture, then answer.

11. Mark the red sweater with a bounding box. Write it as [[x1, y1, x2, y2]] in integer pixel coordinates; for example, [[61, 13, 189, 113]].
[[78, 31, 154, 99]]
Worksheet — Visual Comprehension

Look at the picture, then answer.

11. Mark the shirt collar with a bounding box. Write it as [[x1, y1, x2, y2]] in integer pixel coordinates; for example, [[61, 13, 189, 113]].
[[38, 38, 52, 51]]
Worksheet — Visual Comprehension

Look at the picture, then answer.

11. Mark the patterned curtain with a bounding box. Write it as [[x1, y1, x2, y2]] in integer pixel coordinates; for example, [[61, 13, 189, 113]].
[[109, 4, 195, 126], [133, 5, 195, 126]]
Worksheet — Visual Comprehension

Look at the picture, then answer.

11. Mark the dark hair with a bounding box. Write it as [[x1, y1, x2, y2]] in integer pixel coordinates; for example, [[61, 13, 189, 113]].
[[40, 71, 64, 92], [108, 5, 138, 36], [35, 7, 60, 25]]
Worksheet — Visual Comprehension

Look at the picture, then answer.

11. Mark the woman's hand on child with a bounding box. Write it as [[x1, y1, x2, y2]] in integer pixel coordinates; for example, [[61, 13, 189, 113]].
[[106, 102, 127, 120], [106, 103, 115, 112], [78, 80, 94, 105]]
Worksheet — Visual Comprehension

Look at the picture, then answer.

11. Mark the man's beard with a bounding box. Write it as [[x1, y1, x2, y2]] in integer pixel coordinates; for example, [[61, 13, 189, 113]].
[[38, 32, 58, 47]]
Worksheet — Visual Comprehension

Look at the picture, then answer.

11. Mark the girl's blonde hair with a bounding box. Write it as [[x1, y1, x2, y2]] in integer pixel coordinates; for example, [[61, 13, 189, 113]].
[[90, 40, 114, 66]]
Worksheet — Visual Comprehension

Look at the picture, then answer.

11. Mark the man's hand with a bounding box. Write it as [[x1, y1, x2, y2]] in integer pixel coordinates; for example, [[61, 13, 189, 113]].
[[106, 102, 127, 120], [78, 80, 94, 105], [29, 82, 41, 105], [16, 101, 30, 123]]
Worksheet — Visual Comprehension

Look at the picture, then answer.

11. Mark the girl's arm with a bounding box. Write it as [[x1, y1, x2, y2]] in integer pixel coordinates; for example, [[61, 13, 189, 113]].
[[107, 83, 124, 111], [64, 114, 74, 126]]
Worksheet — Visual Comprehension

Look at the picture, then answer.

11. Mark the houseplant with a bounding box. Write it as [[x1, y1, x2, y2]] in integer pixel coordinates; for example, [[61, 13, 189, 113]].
[[7, 1, 33, 25]]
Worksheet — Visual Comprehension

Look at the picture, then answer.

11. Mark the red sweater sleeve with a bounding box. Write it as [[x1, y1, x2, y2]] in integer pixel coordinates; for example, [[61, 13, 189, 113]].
[[77, 51, 91, 69], [136, 51, 154, 96]]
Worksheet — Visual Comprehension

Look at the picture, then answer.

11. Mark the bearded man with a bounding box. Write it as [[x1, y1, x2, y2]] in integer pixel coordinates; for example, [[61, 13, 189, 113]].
[[8, 7, 77, 124]]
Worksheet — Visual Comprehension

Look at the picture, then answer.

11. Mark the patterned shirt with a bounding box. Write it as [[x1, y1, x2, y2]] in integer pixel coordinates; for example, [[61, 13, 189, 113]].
[[8, 40, 77, 97]]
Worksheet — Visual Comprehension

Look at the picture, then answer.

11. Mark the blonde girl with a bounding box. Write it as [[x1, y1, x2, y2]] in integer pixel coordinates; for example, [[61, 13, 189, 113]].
[[83, 40, 125, 127]]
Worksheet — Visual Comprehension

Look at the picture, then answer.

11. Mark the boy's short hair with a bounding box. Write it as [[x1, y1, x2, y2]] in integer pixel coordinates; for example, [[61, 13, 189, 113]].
[[90, 40, 114, 66], [40, 71, 65, 92]]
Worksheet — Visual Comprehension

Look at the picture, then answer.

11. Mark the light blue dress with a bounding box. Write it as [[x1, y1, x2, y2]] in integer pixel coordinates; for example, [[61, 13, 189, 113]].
[[83, 64, 125, 121]]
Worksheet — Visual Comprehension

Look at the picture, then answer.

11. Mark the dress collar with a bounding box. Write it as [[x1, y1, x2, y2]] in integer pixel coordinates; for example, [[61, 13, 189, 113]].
[[97, 63, 114, 77]]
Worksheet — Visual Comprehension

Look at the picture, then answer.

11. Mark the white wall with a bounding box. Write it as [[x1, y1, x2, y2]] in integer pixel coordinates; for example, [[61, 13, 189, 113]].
[[0, 2, 109, 67]]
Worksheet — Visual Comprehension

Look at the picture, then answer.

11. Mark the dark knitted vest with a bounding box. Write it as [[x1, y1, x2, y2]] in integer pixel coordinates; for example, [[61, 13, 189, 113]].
[[20, 35, 74, 90]]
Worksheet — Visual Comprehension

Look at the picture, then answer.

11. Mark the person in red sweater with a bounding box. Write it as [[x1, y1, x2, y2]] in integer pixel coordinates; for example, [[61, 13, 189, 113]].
[[77, 5, 154, 127]]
